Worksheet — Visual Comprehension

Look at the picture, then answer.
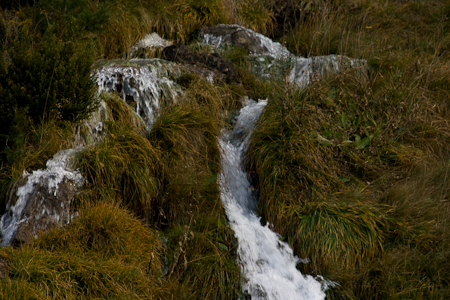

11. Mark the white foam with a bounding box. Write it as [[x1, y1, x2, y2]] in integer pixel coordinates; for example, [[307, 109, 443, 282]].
[[219, 98, 327, 299], [130, 32, 172, 58], [94, 60, 182, 129], [135, 32, 171, 49], [1, 148, 84, 246]]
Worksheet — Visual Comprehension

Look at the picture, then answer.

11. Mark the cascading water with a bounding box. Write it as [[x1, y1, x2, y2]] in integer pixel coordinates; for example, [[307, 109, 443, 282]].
[[219, 98, 327, 299], [0, 29, 339, 295], [1, 52, 182, 246], [94, 59, 182, 129], [0, 149, 84, 246], [199, 24, 366, 87]]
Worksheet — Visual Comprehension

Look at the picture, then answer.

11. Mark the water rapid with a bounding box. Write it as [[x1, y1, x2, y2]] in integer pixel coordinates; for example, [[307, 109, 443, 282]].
[[219, 98, 326, 300]]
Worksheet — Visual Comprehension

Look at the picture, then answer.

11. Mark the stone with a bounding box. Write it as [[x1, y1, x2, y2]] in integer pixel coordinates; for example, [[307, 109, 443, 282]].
[[199, 24, 268, 55], [162, 44, 239, 83], [8, 178, 78, 246], [0, 149, 84, 247]]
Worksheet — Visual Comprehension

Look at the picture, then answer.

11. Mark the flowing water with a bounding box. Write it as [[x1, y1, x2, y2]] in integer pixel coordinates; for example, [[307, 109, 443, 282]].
[[200, 24, 365, 87], [0, 149, 84, 246], [1, 29, 334, 297], [219, 98, 326, 300]]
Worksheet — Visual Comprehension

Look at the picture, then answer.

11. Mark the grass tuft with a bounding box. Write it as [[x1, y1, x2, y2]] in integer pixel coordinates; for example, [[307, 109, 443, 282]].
[[0, 203, 169, 299]]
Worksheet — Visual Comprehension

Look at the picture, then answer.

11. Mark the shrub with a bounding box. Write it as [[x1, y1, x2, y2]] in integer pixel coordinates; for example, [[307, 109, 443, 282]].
[[0, 28, 97, 155], [37, 0, 111, 37]]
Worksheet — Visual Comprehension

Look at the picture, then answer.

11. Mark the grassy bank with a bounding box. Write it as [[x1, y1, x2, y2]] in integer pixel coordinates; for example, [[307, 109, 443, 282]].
[[1, 0, 450, 299], [248, 1, 450, 298]]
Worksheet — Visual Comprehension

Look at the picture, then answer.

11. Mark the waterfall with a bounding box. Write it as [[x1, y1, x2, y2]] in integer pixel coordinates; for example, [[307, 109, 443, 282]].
[[219, 98, 326, 299], [0, 149, 84, 246]]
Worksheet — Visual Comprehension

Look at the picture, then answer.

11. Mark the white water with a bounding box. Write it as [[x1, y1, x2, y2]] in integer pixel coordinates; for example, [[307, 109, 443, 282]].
[[200, 25, 365, 87], [94, 59, 182, 129], [130, 32, 172, 58], [219, 98, 326, 299], [0, 149, 84, 246]]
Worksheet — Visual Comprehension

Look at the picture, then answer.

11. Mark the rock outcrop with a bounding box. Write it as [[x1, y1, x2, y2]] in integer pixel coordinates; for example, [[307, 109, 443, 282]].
[[94, 59, 183, 129], [200, 24, 270, 55], [200, 24, 366, 86], [0, 149, 84, 247], [162, 44, 239, 83]]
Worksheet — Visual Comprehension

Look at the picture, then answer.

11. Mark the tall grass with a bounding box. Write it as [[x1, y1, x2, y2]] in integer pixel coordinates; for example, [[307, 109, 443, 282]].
[[0, 203, 170, 299], [247, 0, 450, 298], [76, 93, 161, 221], [2, 0, 450, 298]]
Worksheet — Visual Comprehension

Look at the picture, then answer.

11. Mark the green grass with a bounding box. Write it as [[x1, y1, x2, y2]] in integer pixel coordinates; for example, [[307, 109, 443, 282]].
[[246, 1, 450, 298], [1, 0, 450, 299], [0, 203, 169, 299]]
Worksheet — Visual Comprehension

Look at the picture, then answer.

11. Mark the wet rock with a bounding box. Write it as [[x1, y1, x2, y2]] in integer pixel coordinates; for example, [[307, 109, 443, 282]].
[[0, 149, 84, 247], [200, 24, 290, 59], [162, 44, 239, 83], [6, 177, 79, 247], [199, 24, 366, 86], [94, 59, 183, 129], [200, 24, 269, 55]]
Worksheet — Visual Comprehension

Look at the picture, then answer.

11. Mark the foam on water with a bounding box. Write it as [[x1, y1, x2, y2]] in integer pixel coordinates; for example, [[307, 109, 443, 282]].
[[0, 148, 84, 246], [200, 25, 365, 87], [94, 59, 181, 129], [219, 98, 326, 299], [130, 32, 172, 58]]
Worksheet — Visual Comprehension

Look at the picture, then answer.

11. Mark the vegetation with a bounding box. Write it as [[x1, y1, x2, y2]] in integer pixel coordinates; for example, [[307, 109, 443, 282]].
[[0, 203, 169, 299], [0, 0, 450, 299], [247, 1, 450, 298]]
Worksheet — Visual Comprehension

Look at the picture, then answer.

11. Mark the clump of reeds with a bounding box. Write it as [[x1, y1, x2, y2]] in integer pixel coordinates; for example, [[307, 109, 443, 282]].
[[0, 203, 169, 299], [147, 77, 242, 298]]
